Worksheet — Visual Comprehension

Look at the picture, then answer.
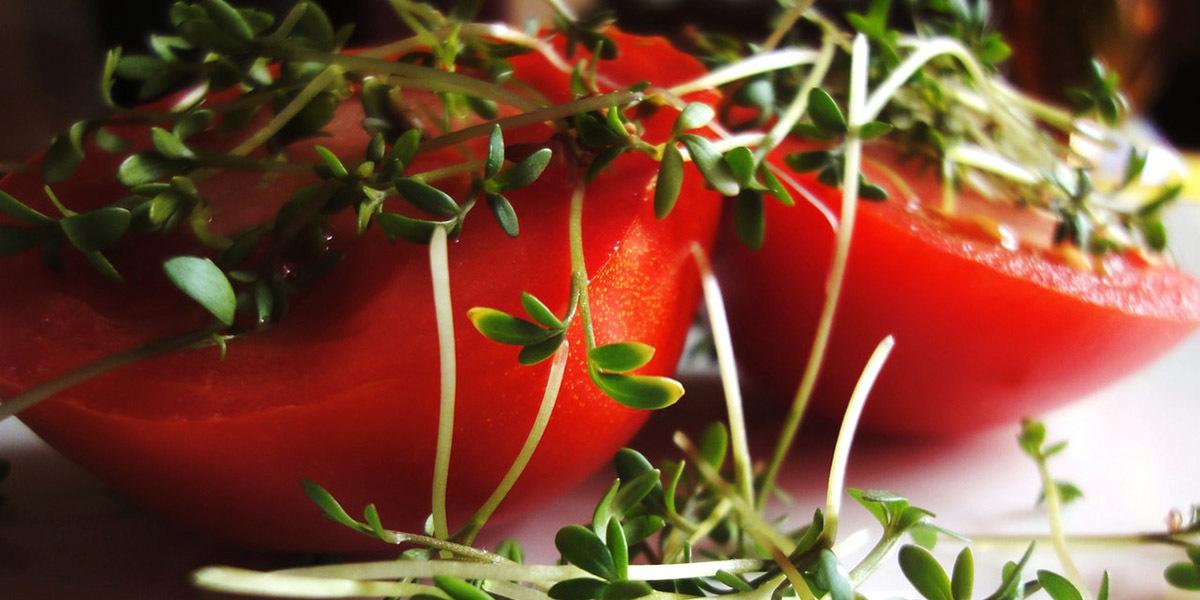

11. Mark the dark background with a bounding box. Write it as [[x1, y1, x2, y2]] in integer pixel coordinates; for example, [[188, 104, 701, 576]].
[[1, 0, 1197, 163]]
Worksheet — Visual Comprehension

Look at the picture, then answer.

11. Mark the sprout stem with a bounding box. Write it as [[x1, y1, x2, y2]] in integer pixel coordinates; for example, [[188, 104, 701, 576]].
[[568, 182, 596, 351], [822, 336, 894, 546], [429, 226, 457, 541], [761, 0, 815, 52], [1036, 455, 1090, 596], [0, 328, 219, 422], [229, 67, 340, 158], [691, 244, 755, 507], [668, 49, 821, 97], [454, 342, 570, 544], [759, 33, 871, 509]]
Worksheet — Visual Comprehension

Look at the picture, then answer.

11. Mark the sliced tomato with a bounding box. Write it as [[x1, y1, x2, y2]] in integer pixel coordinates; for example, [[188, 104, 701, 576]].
[[0, 30, 723, 550], [718, 138, 1200, 435]]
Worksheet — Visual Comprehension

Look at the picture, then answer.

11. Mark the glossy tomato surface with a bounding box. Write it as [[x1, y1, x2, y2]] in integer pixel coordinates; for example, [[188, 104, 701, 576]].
[[0, 31, 722, 551], [718, 139, 1200, 436]]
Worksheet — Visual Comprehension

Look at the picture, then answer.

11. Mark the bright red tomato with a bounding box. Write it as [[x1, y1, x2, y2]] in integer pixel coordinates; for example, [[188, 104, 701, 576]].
[[0, 31, 722, 551], [718, 139, 1200, 436]]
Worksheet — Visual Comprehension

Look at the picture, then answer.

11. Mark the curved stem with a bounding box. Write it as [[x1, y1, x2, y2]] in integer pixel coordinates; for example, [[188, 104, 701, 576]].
[[409, 159, 485, 184], [752, 29, 837, 164], [420, 91, 642, 154], [1037, 457, 1089, 596], [0, 328, 219, 422], [668, 49, 821, 97], [822, 336, 895, 546], [759, 34, 870, 509], [761, 0, 815, 52], [428, 226, 457, 541], [229, 66, 341, 158], [454, 342, 571, 544], [193, 567, 449, 599], [567, 182, 596, 351], [691, 244, 755, 508]]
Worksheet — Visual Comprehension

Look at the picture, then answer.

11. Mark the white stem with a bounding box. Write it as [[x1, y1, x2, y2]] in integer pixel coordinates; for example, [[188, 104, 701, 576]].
[[429, 226, 456, 541], [761, 0, 815, 52], [690, 244, 755, 507], [193, 567, 447, 599], [273, 557, 765, 583], [823, 336, 894, 537], [668, 49, 821, 97], [947, 144, 1041, 185]]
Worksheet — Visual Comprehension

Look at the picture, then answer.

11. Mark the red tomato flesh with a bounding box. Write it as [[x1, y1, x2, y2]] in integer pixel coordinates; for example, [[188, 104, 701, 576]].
[[718, 139, 1200, 436], [0, 31, 722, 551]]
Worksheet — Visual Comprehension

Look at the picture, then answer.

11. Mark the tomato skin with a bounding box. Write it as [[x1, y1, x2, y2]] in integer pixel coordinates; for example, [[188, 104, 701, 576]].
[[717, 139, 1200, 436], [0, 31, 722, 551]]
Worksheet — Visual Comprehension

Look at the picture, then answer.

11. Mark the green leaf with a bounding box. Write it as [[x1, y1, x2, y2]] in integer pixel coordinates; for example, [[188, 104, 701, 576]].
[[614, 469, 661, 513], [391, 128, 422, 171], [654, 144, 684, 220], [202, 0, 255, 42], [43, 121, 88, 184], [362, 503, 388, 540], [396, 178, 460, 217], [586, 147, 625, 183], [314, 145, 349, 179], [815, 550, 853, 600], [592, 479, 621, 536], [376, 212, 437, 244], [760, 164, 795, 206], [592, 371, 684, 410], [674, 102, 715, 134], [679, 134, 738, 197], [486, 192, 519, 237], [434, 576, 494, 600], [1166, 562, 1200, 590], [118, 152, 188, 186], [518, 333, 565, 365], [93, 127, 131, 153], [556, 525, 616, 581], [175, 109, 215, 140], [486, 125, 505, 179], [60, 207, 132, 252], [899, 545, 953, 600], [858, 121, 894, 140], [723, 146, 758, 188], [294, 0, 336, 51], [253, 280, 273, 325], [492, 148, 552, 192], [621, 515, 663, 547], [467, 307, 550, 345], [163, 255, 237, 326], [0, 190, 52, 224], [521, 292, 563, 329], [273, 91, 338, 146], [1036, 571, 1082, 600], [951, 547, 974, 600], [605, 518, 628, 580], [549, 578, 607, 600], [808, 88, 848, 135], [699, 422, 728, 470], [614, 448, 655, 480], [590, 342, 655, 372], [1018, 419, 1046, 458], [714, 570, 753, 593], [467, 95, 499, 120], [785, 150, 831, 173], [601, 581, 651, 600], [301, 481, 366, 532], [734, 190, 765, 250], [495, 539, 524, 563], [1096, 572, 1109, 600]]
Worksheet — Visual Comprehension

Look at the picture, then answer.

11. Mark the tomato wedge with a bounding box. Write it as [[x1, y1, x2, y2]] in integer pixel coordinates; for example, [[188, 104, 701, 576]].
[[0, 30, 722, 550], [718, 138, 1200, 435]]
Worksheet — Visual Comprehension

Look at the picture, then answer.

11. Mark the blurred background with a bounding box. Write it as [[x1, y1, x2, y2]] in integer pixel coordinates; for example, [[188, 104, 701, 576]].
[[1, 0, 1198, 165]]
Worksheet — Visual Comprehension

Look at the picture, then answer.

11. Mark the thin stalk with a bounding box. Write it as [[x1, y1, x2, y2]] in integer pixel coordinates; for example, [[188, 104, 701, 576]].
[[691, 244, 754, 507], [1037, 456, 1089, 596], [420, 91, 642, 154], [193, 567, 448, 599], [454, 342, 571, 544], [821, 336, 894, 546], [668, 49, 821, 97], [484, 581, 552, 600], [409, 159, 486, 184], [372, 528, 511, 562], [847, 527, 903, 584], [229, 67, 341, 158], [968, 531, 1195, 549], [0, 328, 219, 422], [758, 33, 871, 509], [761, 0, 816, 52], [283, 47, 544, 111], [270, 557, 765, 583], [429, 226, 457, 541], [567, 182, 596, 351], [752, 29, 837, 164]]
